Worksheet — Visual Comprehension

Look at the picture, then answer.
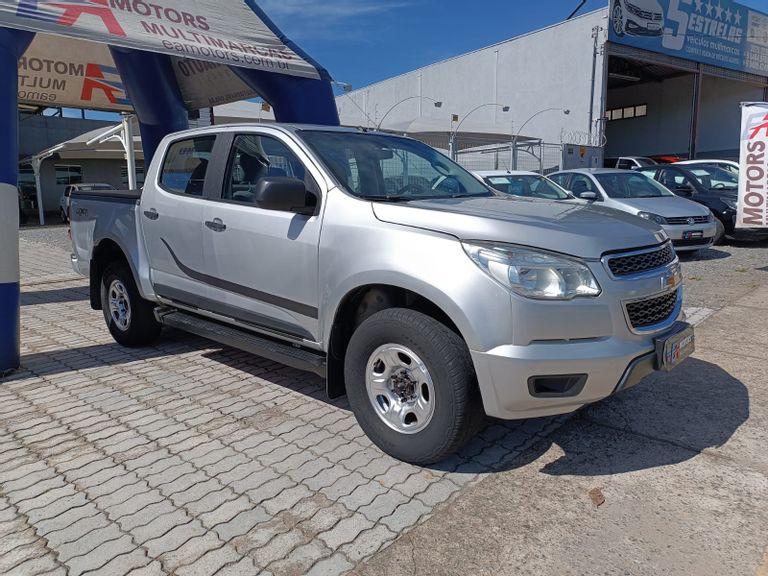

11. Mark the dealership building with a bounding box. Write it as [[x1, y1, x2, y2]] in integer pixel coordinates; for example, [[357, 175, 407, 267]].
[[336, 0, 768, 171]]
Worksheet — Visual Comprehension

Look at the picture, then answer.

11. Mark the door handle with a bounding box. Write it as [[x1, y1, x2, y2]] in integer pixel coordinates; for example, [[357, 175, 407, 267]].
[[143, 209, 159, 220], [205, 218, 226, 232]]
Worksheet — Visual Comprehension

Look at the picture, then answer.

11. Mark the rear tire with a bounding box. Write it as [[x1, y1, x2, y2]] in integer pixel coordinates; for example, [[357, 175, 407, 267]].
[[344, 308, 484, 464], [100, 262, 161, 347], [713, 218, 726, 245]]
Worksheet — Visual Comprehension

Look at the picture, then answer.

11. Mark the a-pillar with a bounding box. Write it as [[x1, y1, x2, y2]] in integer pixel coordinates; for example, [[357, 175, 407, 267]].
[[0, 27, 34, 374]]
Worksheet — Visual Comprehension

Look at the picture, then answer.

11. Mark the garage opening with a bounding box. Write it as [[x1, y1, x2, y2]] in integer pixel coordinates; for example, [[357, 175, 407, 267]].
[[603, 46, 768, 163]]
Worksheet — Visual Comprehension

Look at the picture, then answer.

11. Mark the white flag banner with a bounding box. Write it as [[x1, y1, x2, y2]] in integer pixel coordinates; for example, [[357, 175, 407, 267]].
[[16, 33, 260, 111], [737, 102, 768, 229], [0, 0, 320, 80]]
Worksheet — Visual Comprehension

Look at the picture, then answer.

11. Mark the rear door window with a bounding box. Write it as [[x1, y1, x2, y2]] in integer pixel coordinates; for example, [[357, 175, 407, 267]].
[[160, 136, 216, 197]]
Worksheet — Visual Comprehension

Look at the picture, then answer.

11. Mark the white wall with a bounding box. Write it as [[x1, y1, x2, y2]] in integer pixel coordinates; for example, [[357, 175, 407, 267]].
[[337, 9, 608, 145], [605, 74, 694, 157], [698, 76, 765, 158]]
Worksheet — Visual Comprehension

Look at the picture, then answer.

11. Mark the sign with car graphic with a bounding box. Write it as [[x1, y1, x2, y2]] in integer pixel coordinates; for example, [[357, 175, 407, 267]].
[[608, 0, 768, 77]]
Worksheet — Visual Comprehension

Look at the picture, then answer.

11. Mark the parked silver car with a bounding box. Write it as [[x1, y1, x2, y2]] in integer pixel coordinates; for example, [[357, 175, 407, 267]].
[[473, 170, 573, 200], [550, 168, 716, 252]]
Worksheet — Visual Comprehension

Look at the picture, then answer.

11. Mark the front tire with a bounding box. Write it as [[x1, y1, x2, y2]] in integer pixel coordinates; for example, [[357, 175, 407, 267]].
[[344, 308, 484, 464], [100, 262, 161, 347]]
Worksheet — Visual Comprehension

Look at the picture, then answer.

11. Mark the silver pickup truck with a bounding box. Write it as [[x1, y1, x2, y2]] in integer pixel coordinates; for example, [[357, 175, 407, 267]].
[[70, 124, 694, 464]]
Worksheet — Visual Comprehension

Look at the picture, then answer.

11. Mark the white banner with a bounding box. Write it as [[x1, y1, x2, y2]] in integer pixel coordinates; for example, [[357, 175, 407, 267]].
[[1, 0, 320, 80], [737, 102, 768, 229], [17, 34, 260, 111]]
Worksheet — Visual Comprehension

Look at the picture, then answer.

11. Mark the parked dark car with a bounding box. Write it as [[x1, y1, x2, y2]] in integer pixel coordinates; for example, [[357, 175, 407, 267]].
[[636, 164, 738, 243]]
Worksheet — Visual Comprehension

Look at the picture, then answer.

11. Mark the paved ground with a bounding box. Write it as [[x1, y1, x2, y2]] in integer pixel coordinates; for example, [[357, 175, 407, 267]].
[[5, 235, 567, 576], [356, 285, 768, 576], [4, 227, 767, 575]]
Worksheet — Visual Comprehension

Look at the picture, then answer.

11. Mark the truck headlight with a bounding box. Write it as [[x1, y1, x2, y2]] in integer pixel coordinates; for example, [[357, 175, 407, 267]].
[[463, 242, 601, 300], [637, 211, 667, 225]]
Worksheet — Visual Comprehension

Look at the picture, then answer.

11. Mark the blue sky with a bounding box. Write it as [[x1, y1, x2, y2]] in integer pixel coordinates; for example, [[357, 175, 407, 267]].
[[72, 0, 768, 120], [260, 0, 768, 90]]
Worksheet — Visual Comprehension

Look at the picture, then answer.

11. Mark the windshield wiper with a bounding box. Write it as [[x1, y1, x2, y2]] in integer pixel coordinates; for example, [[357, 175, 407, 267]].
[[360, 195, 417, 203]]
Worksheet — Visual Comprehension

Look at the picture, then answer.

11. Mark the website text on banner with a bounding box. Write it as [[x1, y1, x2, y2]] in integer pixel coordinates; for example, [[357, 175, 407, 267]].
[[738, 102, 768, 229]]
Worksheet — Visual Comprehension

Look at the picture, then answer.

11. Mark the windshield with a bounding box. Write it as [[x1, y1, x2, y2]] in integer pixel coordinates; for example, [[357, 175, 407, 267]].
[[689, 166, 738, 190], [299, 131, 493, 201], [635, 157, 657, 167], [595, 172, 673, 198], [483, 174, 570, 200]]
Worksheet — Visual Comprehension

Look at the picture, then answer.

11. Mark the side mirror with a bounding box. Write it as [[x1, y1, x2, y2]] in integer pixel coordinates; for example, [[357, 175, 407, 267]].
[[676, 185, 694, 196], [579, 191, 598, 200], [253, 177, 316, 215]]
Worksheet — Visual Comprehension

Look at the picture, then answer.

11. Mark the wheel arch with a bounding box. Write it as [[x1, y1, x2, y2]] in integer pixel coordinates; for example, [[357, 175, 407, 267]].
[[324, 279, 474, 399], [89, 237, 136, 310]]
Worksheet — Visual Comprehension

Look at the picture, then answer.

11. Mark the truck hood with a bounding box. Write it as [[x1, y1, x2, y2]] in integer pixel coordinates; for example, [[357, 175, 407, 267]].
[[613, 195, 711, 217], [372, 196, 667, 259]]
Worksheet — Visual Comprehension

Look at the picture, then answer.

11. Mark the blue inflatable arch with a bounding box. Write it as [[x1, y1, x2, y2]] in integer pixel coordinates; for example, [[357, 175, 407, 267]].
[[0, 1, 339, 372]]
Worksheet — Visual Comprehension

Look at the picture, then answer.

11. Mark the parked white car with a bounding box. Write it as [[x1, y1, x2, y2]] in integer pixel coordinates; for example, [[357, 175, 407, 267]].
[[675, 159, 739, 175], [550, 168, 717, 252], [474, 170, 574, 200], [60, 183, 115, 222]]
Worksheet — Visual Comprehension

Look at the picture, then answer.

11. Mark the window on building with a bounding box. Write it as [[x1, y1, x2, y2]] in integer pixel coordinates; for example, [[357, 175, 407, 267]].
[[121, 163, 145, 188], [55, 165, 83, 185], [606, 104, 648, 122]]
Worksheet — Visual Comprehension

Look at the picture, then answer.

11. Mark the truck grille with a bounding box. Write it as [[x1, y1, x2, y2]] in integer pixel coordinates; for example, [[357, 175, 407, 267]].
[[626, 290, 678, 329], [606, 243, 675, 277], [666, 215, 710, 225]]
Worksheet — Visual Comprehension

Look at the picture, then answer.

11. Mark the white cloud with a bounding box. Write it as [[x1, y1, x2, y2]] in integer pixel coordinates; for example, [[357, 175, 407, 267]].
[[258, 0, 408, 19]]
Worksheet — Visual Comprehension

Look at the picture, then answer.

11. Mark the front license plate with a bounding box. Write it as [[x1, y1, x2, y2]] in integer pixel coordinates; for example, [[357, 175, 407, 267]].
[[647, 22, 661, 30], [682, 230, 703, 240], [655, 323, 695, 371]]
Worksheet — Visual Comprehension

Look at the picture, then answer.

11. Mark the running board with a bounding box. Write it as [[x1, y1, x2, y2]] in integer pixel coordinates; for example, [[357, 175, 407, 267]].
[[157, 309, 326, 376]]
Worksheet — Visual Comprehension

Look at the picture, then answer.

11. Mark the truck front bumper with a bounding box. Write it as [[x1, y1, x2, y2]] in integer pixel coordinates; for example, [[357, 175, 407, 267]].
[[471, 321, 691, 420]]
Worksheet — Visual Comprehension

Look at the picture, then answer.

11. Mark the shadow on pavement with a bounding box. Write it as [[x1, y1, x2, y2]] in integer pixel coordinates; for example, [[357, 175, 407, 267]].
[[426, 356, 747, 476], [539, 357, 748, 476], [678, 247, 730, 261], [21, 286, 89, 306]]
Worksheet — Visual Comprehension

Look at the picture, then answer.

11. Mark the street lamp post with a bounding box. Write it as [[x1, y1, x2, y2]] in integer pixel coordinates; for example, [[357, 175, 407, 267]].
[[449, 103, 510, 160], [376, 96, 443, 131], [511, 107, 570, 170]]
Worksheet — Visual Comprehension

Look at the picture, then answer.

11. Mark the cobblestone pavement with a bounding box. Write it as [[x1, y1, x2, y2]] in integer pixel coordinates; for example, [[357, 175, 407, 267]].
[[2, 239, 570, 576]]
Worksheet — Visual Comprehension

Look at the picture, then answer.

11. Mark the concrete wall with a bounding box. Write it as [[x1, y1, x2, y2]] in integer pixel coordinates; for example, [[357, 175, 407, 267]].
[[337, 9, 608, 146], [605, 74, 694, 157], [33, 158, 129, 213], [698, 75, 765, 158], [605, 74, 765, 159]]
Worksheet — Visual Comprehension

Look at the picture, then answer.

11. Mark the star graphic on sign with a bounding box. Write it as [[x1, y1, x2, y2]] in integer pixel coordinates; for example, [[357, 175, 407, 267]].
[[724, 6, 732, 22], [714, 1, 723, 19], [734, 10, 742, 25], [694, 0, 703, 13], [705, 0, 714, 17]]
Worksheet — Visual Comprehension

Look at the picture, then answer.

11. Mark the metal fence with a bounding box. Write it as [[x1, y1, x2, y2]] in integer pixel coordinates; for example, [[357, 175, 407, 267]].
[[453, 141, 564, 174]]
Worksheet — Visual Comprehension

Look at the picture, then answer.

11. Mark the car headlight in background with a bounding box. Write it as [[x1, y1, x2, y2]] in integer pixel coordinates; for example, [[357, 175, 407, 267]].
[[707, 211, 715, 222], [722, 197, 738, 211], [637, 211, 668, 225], [463, 242, 601, 300]]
